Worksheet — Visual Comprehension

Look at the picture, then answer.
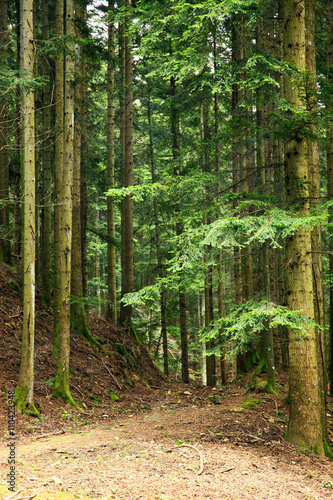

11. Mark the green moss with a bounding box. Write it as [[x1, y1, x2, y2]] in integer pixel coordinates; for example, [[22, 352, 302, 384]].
[[53, 364, 78, 407], [8, 279, 20, 293], [113, 342, 126, 356], [14, 385, 40, 417], [323, 439, 333, 459], [71, 303, 100, 348]]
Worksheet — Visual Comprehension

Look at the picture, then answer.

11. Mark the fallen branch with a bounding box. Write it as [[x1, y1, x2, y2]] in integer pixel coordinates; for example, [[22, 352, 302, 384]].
[[221, 467, 235, 473], [33, 430, 65, 440], [166, 444, 204, 475], [70, 383, 85, 398], [101, 359, 122, 390], [245, 434, 265, 442]]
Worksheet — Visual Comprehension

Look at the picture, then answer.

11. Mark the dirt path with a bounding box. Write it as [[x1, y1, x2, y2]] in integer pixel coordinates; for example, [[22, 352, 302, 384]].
[[1, 394, 333, 500]]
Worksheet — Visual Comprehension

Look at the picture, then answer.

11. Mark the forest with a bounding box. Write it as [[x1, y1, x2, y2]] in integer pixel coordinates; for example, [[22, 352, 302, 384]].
[[0, 0, 333, 458]]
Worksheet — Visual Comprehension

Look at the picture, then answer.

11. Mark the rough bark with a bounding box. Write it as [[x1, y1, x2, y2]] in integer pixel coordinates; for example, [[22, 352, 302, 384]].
[[53, 0, 64, 356], [70, 0, 95, 344], [54, 0, 76, 406], [15, 0, 38, 416], [41, 0, 52, 307], [171, 74, 189, 384], [147, 94, 168, 376], [327, 0, 333, 396], [283, 0, 328, 455], [119, 0, 134, 327], [106, 1, 117, 324]]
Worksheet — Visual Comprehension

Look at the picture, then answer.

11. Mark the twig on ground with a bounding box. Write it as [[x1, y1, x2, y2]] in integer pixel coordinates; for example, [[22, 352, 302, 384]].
[[34, 430, 65, 439], [70, 383, 85, 398], [0, 307, 9, 316], [101, 358, 122, 390], [221, 467, 235, 473], [245, 434, 265, 442], [166, 443, 204, 475]]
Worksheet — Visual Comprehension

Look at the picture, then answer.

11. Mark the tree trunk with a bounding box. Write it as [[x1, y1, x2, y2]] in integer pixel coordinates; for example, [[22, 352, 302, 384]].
[[70, 0, 94, 343], [283, 0, 328, 454], [171, 74, 189, 384], [119, 0, 134, 327], [54, 0, 76, 406], [106, 1, 117, 324], [0, 0, 11, 265], [147, 93, 168, 376], [15, 0, 38, 416], [41, 0, 52, 307], [53, 0, 64, 356], [327, 0, 333, 396]]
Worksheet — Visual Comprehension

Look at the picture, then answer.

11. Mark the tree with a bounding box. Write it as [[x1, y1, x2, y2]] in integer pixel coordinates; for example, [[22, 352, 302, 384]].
[[106, 0, 117, 324], [119, 0, 134, 327], [283, 0, 328, 454], [54, 0, 76, 406], [40, 0, 52, 307], [15, 0, 39, 416]]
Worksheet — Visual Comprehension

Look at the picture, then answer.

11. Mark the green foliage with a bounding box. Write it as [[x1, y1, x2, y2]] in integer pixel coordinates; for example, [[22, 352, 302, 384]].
[[201, 300, 321, 360]]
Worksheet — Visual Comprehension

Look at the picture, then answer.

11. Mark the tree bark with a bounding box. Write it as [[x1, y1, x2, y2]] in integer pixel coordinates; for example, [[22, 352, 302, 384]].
[[54, 0, 76, 406], [171, 74, 189, 384], [119, 0, 134, 327], [147, 93, 168, 376], [106, 1, 117, 324], [283, 0, 328, 454], [41, 0, 52, 307], [70, 0, 94, 343], [53, 0, 64, 356], [327, 0, 333, 396], [15, 0, 38, 416]]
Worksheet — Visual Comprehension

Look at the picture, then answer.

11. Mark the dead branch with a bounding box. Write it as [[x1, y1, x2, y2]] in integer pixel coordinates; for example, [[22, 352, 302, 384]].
[[70, 383, 85, 398], [221, 467, 235, 473], [166, 443, 204, 475], [101, 358, 122, 390], [245, 434, 265, 442]]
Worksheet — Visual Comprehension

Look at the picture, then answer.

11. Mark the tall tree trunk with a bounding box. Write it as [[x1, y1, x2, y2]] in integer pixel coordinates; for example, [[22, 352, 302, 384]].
[[171, 74, 189, 384], [53, 0, 64, 356], [15, 0, 38, 416], [54, 0, 76, 406], [106, 1, 117, 324], [327, 0, 333, 396], [0, 0, 11, 264], [119, 0, 134, 327], [283, 0, 328, 454], [41, 0, 52, 306], [147, 93, 168, 376], [70, 0, 95, 343]]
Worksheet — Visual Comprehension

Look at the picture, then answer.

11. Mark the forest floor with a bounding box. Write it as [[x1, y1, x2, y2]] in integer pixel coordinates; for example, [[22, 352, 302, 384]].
[[0, 263, 333, 499]]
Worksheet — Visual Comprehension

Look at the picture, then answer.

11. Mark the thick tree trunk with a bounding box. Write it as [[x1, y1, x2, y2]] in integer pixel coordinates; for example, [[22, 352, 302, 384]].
[[54, 0, 76, 406], [327, 0, 333, 396], [106, 2, 117, 324], [283, 0, 328, 454], [15, 0, 38, 416], [0, 0, 11, 264]]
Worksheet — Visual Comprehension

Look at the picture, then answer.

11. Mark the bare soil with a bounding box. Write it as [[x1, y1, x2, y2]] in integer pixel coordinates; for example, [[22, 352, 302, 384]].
[[0, 263, 333, 499]]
